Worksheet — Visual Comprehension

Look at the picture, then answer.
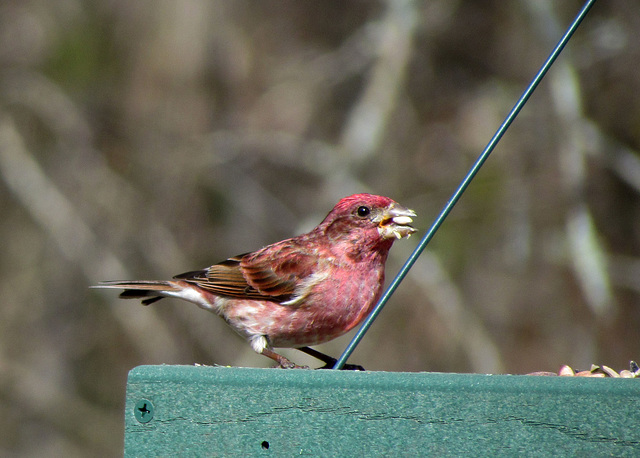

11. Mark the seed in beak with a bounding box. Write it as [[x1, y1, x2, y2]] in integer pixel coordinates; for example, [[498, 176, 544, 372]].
[[392, 215, 414, 226]]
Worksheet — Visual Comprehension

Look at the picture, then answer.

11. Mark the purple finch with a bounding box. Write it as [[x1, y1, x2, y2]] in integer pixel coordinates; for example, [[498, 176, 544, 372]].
[[95, 193, 416, 369]]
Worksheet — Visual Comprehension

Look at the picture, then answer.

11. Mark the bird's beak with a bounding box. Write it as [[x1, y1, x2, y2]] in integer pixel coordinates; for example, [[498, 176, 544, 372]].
[[379, 204, 417, 240]]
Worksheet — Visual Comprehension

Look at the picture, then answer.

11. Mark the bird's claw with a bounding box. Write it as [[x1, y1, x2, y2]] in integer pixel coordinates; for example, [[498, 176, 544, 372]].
[[276, 361, 310, 369], [295, 346, 365, 370]]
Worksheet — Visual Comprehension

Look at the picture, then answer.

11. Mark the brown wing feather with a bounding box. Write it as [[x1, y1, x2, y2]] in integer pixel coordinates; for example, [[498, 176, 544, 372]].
[[173, 254, 267, 300], [241, 243, 318, 296], [175, 241, 320, 304]]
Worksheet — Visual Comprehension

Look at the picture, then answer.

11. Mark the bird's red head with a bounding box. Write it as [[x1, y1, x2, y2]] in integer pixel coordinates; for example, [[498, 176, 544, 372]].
[[318, 194, 416, 250]]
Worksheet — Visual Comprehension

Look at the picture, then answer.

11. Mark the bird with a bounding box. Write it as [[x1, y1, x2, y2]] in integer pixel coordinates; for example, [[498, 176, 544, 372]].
[[94, 193, 416, 369]]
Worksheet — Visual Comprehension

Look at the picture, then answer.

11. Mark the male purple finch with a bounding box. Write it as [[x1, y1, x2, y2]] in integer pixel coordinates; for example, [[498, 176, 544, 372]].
[[95, 193, 416, 369]]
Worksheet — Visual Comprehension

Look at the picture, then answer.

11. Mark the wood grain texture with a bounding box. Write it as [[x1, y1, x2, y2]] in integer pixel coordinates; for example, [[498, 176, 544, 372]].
[[125, 365, 640, 456]]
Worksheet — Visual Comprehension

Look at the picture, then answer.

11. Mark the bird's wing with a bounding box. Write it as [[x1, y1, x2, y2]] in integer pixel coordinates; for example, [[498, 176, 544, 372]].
[[174, 241, 320, 303], [173, 254, 263, 299]]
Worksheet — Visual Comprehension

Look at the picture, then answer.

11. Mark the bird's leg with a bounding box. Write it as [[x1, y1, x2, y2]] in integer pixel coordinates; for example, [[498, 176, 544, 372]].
[[261, 348, 309, 369], [297, 346, 365, 371]]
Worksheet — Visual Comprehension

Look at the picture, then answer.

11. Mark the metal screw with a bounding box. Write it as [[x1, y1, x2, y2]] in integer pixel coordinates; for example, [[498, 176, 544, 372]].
[[134, 399, 154, 423]]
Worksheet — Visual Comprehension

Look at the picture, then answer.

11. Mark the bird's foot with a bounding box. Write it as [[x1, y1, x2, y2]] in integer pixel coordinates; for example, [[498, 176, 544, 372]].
[[262, 348, 310, 369], [297, 346, 365, 371], [276, 361, 310, 370], [317, 362, 365, 371]]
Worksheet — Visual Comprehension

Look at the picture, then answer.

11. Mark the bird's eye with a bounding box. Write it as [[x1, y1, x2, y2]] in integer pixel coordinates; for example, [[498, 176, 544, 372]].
[[356, 206, 371, 217]]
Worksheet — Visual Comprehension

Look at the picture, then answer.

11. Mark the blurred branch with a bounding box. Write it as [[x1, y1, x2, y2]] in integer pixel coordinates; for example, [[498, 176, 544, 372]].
[[340, 0, 418, 161], [0, 113, 181, 362], [527, 0, 615, 320]]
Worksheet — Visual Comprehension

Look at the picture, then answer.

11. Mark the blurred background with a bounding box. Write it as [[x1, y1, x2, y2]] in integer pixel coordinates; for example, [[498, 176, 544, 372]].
[[0, 0, 638, 455]]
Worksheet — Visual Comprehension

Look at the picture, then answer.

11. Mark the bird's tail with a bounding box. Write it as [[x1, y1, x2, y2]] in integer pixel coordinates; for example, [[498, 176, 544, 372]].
[[93, 280, 181, 305]]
